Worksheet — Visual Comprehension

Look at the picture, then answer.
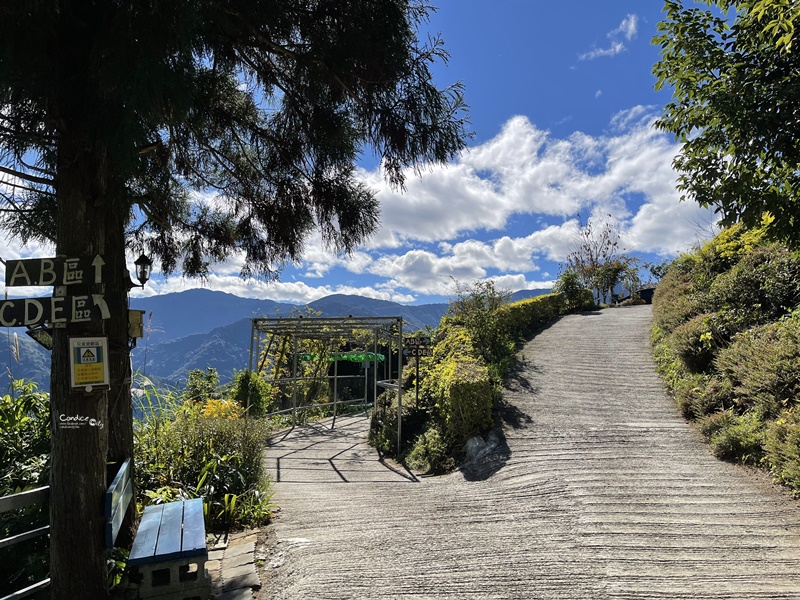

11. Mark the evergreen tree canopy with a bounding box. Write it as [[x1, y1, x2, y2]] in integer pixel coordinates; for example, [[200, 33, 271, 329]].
[[653, 0, 800, 246], [0, 0, 469, 276]]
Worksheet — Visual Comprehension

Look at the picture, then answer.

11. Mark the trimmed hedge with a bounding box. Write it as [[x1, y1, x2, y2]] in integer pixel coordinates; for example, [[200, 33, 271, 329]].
[[429, 355, 494, 448]]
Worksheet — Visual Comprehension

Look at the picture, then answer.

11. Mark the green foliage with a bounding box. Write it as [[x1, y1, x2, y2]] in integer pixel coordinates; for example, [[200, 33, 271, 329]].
[[709, 244, 800, 333], [448, 280, 513, 370], [654, 0, 800, 246], [368, 390, 400, 455], [708, 412, 766, 466], [651, 226, 800, 485], [553, 270, 594, 312], [670, 313, 720, 374], [406, 425, 452, 474], [134, 379, 273, 530], [427, 355, 493, 450], [765, 408, 800, 492], [184, 367, 221, 401], [0, 380, 50, 493], [715, 316, 800, 420], [0, 380, 50, 594], [229, 369, 276, 417]]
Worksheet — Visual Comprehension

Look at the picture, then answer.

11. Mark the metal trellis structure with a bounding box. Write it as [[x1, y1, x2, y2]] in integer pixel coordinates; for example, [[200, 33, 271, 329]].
[[248, 315, 404, 452]]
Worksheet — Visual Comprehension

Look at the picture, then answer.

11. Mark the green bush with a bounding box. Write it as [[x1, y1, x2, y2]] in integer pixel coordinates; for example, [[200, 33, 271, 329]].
[[708, 412, 766, 465], [651, 267, 704, 335], [673, 373, 731, 420], [368, 390, 400, 455], [134, 382, 273, 530], [0, 380, 50, 595], [429, 355, 493, 449], [406, 425, 452, 474], [552, 270, 593, 312], [765, 408, 800, 492], [228, 369, 276, 417], [709, 245, 800, 333], [715, 316, 800, 420], [670, 313, 719, 373], [699, 410, 735, 440], [651, 226, 800, 494], [0, 380, 50, 493]]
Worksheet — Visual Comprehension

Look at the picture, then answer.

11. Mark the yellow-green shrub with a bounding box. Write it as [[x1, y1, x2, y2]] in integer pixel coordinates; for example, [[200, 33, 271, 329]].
[[428, 355, 493, 449], [766, 408, 800, 492]]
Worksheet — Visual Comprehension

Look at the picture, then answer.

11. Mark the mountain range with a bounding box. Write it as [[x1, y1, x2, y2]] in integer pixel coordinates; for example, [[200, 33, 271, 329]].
[[0, 288, 549, 392]]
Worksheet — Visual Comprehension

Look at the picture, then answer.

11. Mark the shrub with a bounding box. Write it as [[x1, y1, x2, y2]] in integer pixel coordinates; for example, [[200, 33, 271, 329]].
[[0, 380, 50, 595], [765, 408, 800, 492], [709, 245, 800, 333], [715, 316, 800, 420], [699, 410, 735, 440], [651, 268, 704, 334], [619, 297, 646, 307], [708, 412, 766, 465], [669, 313, 720, 373], [368, 390, 402, 455], [428, 355, 493, 450], [228, 369, 277, 417], [0, 380, 50, 493], [406, 425, 452, 474], [552, 269, 592, 312], [673, 373, 731, 420], [134, 382, 273, 530]]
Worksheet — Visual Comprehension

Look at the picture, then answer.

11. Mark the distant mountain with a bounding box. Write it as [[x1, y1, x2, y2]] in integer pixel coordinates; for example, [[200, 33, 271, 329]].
[[309, 294, 447, 332], [0, 331, 50, 391], [130, 289, 298, 343], [134, 318, 253, 386], [510, 289, 552, 302], [134, 293, 449, 385], [2, 287, 553, 391]]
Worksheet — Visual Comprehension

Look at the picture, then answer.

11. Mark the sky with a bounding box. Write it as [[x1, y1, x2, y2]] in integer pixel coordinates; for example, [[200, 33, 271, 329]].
[[1, 1, 719, 306]]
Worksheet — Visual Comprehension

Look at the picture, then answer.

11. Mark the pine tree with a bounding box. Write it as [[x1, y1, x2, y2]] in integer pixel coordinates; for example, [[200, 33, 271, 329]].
[[0, 1, 468, 597]]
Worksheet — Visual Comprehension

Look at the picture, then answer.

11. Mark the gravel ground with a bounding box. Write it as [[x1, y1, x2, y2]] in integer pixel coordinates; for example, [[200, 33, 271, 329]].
[[258, 305, 800, 599]]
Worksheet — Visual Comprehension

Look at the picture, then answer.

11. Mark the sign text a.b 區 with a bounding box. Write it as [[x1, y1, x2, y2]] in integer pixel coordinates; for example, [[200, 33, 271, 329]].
[[5, 255, 107, 287]]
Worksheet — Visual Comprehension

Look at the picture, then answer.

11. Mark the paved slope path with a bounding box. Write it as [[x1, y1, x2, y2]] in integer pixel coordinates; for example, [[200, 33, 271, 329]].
[[263, 306, 800, 599]]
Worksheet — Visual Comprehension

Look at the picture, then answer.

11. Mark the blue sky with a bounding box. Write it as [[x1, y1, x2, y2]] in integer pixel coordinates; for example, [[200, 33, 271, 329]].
[[2, 1, 718, 305]]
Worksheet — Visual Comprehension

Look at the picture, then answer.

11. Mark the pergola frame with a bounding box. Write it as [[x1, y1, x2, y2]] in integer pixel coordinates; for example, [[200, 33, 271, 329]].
[[248, 315, 404, 452]]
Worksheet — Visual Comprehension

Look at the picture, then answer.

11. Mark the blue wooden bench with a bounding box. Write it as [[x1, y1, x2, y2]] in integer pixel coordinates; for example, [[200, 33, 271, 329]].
[[105, 460, 210, 600]]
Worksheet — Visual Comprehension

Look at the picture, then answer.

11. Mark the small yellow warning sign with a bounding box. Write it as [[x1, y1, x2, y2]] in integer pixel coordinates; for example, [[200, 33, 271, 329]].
[[70, 337, 109, 388]]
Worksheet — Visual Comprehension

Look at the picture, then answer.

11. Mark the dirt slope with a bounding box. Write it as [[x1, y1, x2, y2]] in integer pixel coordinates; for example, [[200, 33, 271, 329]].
[[262, 306, 800, 599]]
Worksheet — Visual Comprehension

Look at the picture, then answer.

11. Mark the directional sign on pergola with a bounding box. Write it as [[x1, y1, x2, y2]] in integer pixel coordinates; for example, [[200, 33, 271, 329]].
[[5, 255, 107, 287]]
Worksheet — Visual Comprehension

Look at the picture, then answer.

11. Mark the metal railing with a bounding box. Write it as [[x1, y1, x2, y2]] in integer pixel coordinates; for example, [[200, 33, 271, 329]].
[[0, 486, 50, 600]]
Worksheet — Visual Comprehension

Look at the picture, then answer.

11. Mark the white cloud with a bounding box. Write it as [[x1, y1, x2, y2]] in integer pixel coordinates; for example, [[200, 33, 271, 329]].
[[267, 106, 710, 301], [612, 14, 639, 41], [579, 42, 626, 61], [134, 274, 415, 305], [6, 106, 706, 307], [579, 14, 639, 61]]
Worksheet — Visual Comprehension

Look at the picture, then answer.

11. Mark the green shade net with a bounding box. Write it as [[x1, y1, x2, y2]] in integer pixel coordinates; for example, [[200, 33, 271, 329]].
[[298, 352, 385, 362]]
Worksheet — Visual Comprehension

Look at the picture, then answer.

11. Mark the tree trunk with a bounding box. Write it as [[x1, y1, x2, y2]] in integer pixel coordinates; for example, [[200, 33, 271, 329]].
[[104, 199, 137, 547], [49, 134, 111, 600]]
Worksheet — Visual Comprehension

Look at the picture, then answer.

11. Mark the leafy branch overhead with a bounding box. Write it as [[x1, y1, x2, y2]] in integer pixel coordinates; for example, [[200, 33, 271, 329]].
[[0, 0, 470, 278], [653, 0, 800, 246]]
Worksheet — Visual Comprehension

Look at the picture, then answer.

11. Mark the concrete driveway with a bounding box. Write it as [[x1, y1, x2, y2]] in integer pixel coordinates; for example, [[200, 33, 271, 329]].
[[262, 306, 800, 599]]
